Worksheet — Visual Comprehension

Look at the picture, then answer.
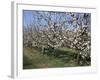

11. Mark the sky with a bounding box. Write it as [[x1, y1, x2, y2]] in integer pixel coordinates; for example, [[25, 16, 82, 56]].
[[23, 10, 73, 27], [23, 10, 33, 27], [23, 10, 91, 29]]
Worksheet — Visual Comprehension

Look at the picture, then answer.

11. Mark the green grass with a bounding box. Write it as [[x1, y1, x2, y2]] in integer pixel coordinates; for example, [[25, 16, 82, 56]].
[[23, 47, 79, 69]]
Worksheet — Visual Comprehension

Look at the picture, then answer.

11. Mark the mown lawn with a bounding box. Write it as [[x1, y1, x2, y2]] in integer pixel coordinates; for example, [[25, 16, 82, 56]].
[[23, 47, 79, 69]]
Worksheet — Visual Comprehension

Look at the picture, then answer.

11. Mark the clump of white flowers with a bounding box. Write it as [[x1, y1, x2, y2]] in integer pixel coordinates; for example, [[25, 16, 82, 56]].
[[23, 12, 91, 66]]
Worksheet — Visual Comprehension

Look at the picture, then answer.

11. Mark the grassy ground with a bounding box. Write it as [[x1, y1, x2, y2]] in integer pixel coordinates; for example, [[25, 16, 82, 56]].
[[23, 47, 79, 69]]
